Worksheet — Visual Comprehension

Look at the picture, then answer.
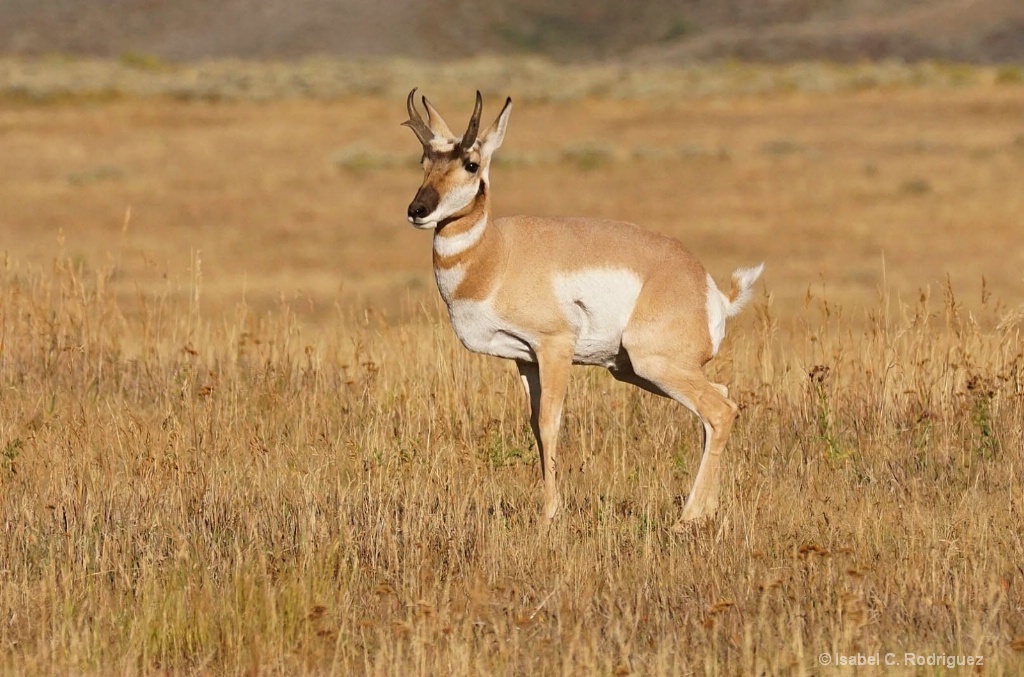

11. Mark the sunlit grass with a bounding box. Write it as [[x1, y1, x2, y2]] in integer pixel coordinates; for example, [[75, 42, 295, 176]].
[[2, 60, 1023, 674], [1, 247, 1022, 675]]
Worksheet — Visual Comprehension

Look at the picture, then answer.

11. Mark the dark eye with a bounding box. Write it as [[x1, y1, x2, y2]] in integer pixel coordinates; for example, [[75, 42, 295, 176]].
[[464, 161, 479, 173]]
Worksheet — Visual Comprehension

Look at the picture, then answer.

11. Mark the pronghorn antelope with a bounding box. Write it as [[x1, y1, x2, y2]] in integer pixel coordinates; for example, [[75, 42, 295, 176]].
[[403, 89, 763, 529]]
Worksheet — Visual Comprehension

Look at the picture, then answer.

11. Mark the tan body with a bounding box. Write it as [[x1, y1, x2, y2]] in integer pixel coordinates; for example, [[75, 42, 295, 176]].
[[404, 90, 763, 528], [435, 214, 714, 365]]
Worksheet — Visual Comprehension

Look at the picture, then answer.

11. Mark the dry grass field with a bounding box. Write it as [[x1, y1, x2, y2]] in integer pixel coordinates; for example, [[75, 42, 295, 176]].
[[1, 61, 1023, 674]]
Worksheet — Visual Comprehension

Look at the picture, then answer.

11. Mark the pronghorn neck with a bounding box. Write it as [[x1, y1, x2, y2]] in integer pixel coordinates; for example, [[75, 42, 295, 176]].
[[432, 180, 491, 263], [432, 181, 502, 304]]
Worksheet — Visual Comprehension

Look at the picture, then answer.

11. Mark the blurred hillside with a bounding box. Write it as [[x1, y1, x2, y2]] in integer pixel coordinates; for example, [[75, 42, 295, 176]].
[[1, 0, 1023, 63]]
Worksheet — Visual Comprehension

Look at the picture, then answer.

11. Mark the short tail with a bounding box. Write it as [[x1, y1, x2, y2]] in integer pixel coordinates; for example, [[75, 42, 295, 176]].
[[723, 263, 765, 317]]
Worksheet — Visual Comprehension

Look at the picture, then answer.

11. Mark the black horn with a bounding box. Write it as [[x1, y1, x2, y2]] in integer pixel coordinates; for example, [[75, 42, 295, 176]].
[[459, 91, 484, 151], [402, 88, 434, 147]]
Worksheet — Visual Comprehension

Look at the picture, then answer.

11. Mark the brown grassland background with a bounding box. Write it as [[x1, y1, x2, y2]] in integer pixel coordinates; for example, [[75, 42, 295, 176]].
[[1, 59, 1023, 674]]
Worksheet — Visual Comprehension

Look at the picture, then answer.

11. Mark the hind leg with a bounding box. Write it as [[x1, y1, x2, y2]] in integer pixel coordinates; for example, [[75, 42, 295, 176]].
[[675, 377, 737, 525], [623, 350, 739, 527]]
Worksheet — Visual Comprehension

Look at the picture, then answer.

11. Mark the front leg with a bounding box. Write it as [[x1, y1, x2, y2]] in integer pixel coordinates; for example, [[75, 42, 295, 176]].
[[516, 346, 572, 522]]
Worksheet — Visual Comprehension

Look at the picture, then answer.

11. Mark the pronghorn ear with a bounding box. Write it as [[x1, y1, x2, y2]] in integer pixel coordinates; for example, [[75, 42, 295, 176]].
[[422, 96, 454, 139], [479, 97, 512, 157]]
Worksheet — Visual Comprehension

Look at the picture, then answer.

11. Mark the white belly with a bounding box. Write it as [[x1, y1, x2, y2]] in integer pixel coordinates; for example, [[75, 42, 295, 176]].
[[447, 298, 535, 361], [553, 269, 643, 367], [439, 267, 644, 366]]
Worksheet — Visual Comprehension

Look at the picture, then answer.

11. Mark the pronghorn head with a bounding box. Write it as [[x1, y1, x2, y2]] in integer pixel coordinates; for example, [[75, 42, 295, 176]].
[[403, 89, 512, 229]]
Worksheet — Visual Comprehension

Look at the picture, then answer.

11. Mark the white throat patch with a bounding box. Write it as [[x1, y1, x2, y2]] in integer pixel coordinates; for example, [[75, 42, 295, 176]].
[[434, 264, 467, 304], [433, 215, 487, 258]]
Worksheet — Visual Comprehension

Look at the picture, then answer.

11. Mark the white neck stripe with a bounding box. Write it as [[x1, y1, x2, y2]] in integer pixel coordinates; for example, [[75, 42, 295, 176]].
[[433, 215, 487, 258], [434, 263, 466, 304]]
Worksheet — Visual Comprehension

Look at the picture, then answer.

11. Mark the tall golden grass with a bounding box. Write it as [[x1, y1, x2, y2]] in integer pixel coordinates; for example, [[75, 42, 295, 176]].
[[2, 59, 1024, 674], [1, 242, 1022, 675]]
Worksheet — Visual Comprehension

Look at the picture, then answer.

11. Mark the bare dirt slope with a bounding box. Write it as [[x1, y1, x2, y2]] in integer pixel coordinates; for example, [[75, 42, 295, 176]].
[[1, 0, 1023, 62], [636, 0, 1024, 63]]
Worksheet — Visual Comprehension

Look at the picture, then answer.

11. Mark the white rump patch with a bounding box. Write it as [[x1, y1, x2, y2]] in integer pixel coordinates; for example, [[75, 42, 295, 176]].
[[553, 269, 643, 366], [433, 215, 487, 258], [705, 273, 728, 356]]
